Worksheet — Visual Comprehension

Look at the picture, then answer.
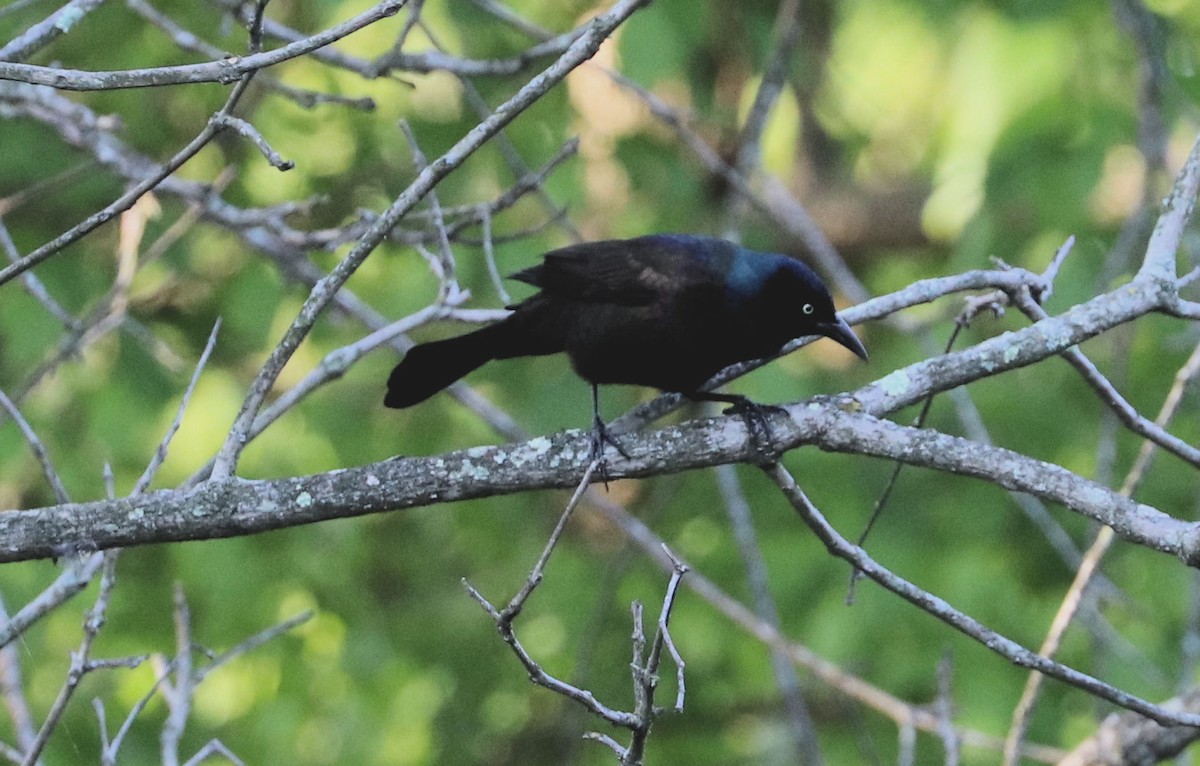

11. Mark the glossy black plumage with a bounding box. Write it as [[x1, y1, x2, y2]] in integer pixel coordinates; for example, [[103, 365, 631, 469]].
[[384, 234, 867, 435]]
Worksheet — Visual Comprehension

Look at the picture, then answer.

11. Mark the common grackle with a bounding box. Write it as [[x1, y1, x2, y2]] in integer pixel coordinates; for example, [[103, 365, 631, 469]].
[[384, 234, 867, 459]]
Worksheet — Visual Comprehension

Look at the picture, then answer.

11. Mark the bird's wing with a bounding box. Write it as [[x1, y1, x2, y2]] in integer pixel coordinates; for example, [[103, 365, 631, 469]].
[[511, 237, 721, 306]]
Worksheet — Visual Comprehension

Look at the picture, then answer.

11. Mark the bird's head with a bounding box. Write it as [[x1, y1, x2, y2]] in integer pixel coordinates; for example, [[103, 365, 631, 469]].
[[756, 256, 868, 361]]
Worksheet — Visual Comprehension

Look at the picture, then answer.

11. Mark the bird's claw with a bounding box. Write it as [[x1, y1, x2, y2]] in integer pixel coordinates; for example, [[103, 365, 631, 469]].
[[722, 399, 785, 464], [591, 415, 630, 458], [589, 416, 629, 487]]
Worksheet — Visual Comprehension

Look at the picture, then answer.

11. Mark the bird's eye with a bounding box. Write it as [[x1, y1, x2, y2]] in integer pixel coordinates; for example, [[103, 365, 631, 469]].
[[801, 303, 815, 315]]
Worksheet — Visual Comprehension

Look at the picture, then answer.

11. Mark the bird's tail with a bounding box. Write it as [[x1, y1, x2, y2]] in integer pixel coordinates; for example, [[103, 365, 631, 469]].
[[384, 326, 500, 408]]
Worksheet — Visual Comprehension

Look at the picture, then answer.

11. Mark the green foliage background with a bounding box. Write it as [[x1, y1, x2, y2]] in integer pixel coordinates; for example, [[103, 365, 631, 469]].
[[2, 0, 1200, 763]]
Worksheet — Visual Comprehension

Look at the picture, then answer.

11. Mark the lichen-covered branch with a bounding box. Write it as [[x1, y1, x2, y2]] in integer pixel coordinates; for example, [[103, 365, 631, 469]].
[[3, 385, 1196, 564]]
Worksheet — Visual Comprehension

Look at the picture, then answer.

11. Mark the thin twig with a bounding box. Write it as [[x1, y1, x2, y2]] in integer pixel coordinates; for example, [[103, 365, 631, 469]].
[[0, 387, 69, 504], [181, 740, 244, 766], [0, 49, 262, 289], [583, 491, 1067, 762], [462, 574, 638, 727], [101, 655, 179, 765], [846, 320, 965, 603], [503, 460, 600, 621], [210, 115, 294, 170], [765, 462, 1200, 728], [0, 0, 107, 63], [0, 596, 36, 756], [936, 653, 960, 766], [1001, 336, 1200, 764], [124, 0, 375, 110], [714, 463, 821, 760], [160, 584, 193, 766], [720, 0, 803, 237], [21, 552, 124, 766], [134, 319, 222, 494], [196, 610, 313, 684], [398, 120, 462, 302], [0, 1, 408, 90]]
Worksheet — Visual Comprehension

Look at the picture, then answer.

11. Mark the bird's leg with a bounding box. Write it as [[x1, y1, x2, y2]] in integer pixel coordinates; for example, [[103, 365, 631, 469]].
[[588, 384, 629, 484], [684, 391, 784, 463]]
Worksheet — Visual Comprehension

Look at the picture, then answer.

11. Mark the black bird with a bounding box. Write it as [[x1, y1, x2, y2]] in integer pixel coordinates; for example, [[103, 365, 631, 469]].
[[385, 234, 867, 457]]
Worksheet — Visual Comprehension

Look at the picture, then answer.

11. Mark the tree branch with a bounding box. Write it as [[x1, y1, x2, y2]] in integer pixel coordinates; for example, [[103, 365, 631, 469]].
[[2, 393, 1195, 564], [0, 0, 407, 90]]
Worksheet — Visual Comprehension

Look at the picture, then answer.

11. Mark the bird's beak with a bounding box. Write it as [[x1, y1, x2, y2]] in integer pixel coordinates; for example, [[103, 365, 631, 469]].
[[817, 315, 868, 361]]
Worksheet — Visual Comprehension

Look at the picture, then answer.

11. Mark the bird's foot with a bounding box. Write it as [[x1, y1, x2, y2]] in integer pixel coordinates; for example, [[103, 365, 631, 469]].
[[722, 397, 785, 464], [589, 415, 630, 487]]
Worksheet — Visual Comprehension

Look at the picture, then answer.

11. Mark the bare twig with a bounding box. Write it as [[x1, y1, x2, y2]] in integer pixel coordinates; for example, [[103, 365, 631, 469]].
[[0, 596, 36, 756], [1058, 687, 1200, 765], [97, 605, 307, 764], [468, 522, 689, 766], [502, 460, 600, 621], [181, 740, 244, 766], [21, 552, 126, 766], [936, 653, 960, 766], [0, 215, 74, 325], [134, 319, 222, 494], [715, 463, 822, 761], [1139, 133, 1200, 283], [720, 0, 803, 237], [609, 546, 688, 764], [583, 492, 1067, 763], [765, 462, 1200, 728], [0, 387, 69, 504], [0, 0, 107, 63], [1010, 290, 1200, 468], [160, 584, 193, 766], [0, 1, 408, 90], [124, 0, 375, 110], [465, 570, 639, 723], [0, 53, 261, 289], [373, 27, 585, 77], [210, 115, 294, 170], [398, 120, 462, 302], [100, 657, 180, 766], [1001, 336, 1200, 764], [195, 610, 312, 684]]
